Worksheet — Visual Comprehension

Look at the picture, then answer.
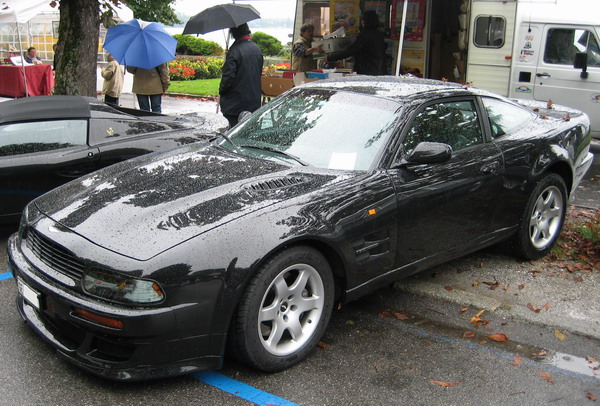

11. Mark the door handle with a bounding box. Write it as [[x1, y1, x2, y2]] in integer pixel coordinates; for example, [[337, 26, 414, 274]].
[[536, 73, 551, 78]]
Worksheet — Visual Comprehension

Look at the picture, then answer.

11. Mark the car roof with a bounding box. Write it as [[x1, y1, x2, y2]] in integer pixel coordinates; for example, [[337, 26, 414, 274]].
[[0, 95, 97, 124], [298, 75, 495, 102]]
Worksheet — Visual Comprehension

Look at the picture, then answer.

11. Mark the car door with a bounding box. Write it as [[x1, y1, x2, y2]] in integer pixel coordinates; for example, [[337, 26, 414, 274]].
[[533, 25, 600, 138], [0, 119, 99, 221], [388, 97, 504, 268]]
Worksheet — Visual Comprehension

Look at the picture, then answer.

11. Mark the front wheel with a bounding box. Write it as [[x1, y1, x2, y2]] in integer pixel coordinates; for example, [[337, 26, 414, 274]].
[[229, 246, 334, 372], [511, 173, 567, 260]]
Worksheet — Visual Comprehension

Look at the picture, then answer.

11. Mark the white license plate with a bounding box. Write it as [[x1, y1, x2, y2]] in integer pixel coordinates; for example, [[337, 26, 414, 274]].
[[17, 278, 41, 310]]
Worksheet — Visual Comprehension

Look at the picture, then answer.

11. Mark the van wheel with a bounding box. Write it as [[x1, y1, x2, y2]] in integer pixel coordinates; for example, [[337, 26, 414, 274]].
[[511, 173, 567, 260], [229, 246, 334, 371]]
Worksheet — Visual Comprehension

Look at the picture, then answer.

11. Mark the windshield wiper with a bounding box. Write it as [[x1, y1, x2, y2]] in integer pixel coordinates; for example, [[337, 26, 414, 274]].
[[239, 144, 309, 166], [210, 133, 241, 153]]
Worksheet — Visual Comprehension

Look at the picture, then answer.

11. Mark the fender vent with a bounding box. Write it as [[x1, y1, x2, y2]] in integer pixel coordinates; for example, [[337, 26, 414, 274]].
[[244, 176, 305, 191]]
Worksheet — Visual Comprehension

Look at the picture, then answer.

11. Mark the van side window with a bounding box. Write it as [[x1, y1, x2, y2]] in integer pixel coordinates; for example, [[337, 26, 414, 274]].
[[544, 28, 600, 66], [482, 98, 534, 138], [474, 16, 505, 48]]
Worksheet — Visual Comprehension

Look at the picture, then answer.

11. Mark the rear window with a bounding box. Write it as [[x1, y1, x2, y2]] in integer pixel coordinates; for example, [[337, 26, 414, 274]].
[[0, 120, 87, 156]]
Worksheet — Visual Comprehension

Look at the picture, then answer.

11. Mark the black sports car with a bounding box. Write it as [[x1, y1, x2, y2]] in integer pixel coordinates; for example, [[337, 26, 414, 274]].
[[7, 77, 593, 380], [0, 96, 226, 223]]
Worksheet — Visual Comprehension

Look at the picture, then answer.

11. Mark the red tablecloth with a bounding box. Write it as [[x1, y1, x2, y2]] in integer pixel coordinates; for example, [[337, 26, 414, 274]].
[[0, 64, 54, 97]]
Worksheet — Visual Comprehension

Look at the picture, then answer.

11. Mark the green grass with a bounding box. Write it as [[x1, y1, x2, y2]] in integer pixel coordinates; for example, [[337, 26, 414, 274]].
[[168, 78, 220, 96]]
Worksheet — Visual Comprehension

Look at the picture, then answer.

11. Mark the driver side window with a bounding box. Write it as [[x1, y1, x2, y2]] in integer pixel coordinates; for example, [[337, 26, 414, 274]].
[[403, 100, 483, 156]]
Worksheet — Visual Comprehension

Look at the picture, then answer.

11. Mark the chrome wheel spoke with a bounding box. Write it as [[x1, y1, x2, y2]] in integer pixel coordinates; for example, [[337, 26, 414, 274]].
[[529, 185, 564, 249], [258, 262, 325, 356]]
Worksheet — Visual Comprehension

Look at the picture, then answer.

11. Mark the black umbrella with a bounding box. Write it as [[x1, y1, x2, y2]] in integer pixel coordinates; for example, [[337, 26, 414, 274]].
[[183, 3, 261, 35]]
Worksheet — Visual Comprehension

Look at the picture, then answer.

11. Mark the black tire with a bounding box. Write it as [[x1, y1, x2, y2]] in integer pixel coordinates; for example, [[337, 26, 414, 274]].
[[229, 246, 334, 372], [511, 173, 567, 260]]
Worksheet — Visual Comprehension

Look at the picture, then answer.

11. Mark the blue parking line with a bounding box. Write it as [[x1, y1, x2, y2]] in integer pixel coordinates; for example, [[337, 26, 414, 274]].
[[193, 371, 300, 406], [0, 272, 13, 281]]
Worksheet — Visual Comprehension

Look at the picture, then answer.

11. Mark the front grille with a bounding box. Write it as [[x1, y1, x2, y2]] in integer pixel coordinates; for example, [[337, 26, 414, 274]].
[[26, 227, 85, 281]]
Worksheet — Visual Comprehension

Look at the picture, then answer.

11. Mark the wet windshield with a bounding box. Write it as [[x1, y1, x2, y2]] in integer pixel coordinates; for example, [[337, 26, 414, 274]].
[[223, 88, 401, 170]]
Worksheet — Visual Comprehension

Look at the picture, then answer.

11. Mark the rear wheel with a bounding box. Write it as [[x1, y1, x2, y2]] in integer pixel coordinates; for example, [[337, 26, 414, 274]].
[[229, 246, 334, 371], [511, 173, 567, 260]]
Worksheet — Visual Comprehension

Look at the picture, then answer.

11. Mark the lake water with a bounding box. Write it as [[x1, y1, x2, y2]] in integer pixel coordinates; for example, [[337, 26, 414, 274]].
[[165, 27, 294, 49]]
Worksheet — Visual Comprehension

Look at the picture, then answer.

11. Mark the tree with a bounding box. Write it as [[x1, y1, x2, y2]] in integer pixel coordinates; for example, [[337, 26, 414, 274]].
[[252, 32, 283, 56], [53, 0, 179, 96]]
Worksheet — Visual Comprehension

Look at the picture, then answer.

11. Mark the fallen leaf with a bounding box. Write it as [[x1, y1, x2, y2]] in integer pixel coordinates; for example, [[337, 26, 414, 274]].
[[547, 99, 553, 109], [530, 260, 537, 265], [540, 114, 549, 119], [472, 280, 480, 287], [512, 355, 523, 367], [430, 380, 461, 387], [345, 320, 355, 325], [488, 333, 509, 342], [574, 276, 584, 283], [470, 309, 490, 326], [563, 113, 571, 121], [444, 286, 453, 291], [460, 307, 469, 313], [539, 371, 554, 383], [542, 303, 551, 311], [518, 284, 526, 290], [527, 303, 541, 313], [554, 330, 567, 342], [480, 340, 489, 344], [532, 351, 548, 357], [586, 392, 597, 401], [379, 310, 410, 320], [317, 341, 328, 349], [503, 284, 510, 292], [463, 331, 476, 338], [587, 356, 598, 364]]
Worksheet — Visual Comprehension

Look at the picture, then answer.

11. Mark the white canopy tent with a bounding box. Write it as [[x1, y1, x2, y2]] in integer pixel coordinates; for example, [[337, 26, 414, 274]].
[[0, 0, 52, 96], [0, 0, 134, 97]]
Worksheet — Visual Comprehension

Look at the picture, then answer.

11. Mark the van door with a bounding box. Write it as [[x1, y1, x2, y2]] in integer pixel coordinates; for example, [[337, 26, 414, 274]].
[[533, 25, 600, 138], [466, 0, 517, 96]]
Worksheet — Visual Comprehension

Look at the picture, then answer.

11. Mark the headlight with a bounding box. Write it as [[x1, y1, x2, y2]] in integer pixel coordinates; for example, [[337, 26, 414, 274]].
[[83, 270, 164, 305]]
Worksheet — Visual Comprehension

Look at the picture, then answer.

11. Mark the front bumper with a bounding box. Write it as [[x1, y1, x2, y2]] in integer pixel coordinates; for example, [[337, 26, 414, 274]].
[[8, 234, 225, 381]]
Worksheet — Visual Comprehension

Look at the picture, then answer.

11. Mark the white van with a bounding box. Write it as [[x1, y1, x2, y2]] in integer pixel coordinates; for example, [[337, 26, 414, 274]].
[[293, 0, 600, 138], [468, 0, 600, 139]]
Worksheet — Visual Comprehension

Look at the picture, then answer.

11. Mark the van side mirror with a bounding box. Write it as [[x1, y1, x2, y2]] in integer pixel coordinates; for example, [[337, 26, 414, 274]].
[[574, 52, 588, 79]]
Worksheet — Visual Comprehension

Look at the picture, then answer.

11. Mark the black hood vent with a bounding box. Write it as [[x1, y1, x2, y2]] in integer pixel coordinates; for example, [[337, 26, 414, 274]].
[[244, 176, 306, 191]]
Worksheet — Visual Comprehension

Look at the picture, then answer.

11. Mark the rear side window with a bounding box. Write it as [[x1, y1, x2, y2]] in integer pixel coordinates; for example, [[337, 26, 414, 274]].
[[474, 16, 506, 48], [0, 120, 87, 156], [544, 28, 600, 66], [482, 98, 533, 138]]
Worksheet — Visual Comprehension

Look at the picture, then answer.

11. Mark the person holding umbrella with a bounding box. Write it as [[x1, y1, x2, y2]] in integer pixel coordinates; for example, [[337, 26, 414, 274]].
[[219, 23, 263, 128], [126, 63, 170, 113]]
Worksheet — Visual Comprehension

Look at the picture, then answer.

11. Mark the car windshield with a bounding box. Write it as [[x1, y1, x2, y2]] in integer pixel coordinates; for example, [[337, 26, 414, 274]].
[[223, 88, 401, 170]]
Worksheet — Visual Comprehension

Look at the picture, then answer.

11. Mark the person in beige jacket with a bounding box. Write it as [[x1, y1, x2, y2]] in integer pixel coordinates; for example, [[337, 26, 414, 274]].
[[126, 63, 170, 113], [101, 53, 124, 105]]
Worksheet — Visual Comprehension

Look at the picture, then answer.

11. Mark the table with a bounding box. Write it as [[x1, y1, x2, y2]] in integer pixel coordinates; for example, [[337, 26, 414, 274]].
[[0, 64, 54, 97]]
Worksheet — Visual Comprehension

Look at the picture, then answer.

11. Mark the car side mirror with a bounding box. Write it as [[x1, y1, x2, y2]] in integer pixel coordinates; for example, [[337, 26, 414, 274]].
[[404, 142, 452, 165], [574, 52, 588, 79]]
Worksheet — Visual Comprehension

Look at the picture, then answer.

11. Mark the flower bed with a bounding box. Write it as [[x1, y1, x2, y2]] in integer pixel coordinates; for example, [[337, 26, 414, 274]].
[[168, 56, 224, 81]]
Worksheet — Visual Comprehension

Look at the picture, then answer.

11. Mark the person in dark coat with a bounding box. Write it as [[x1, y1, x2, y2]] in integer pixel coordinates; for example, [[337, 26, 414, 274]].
[[219, 23, 264, 128], [324, 10, 387, 75]]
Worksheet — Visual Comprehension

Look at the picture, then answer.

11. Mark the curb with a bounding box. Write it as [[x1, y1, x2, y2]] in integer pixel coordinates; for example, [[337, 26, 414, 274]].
[[393, 280, 600, 341], [165, 92, 218, 101]]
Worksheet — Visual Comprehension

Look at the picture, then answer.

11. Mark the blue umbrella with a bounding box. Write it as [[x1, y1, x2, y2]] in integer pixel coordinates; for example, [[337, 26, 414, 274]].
[[103, 19, 177, 69]]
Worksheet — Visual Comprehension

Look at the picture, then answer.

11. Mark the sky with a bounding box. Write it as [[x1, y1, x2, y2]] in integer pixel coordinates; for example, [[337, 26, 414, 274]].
[[173, 0, 297, 20]]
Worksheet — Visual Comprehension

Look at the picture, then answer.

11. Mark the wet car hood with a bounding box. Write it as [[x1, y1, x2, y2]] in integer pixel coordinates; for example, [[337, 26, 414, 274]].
[[34, 143, 343, 260]]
